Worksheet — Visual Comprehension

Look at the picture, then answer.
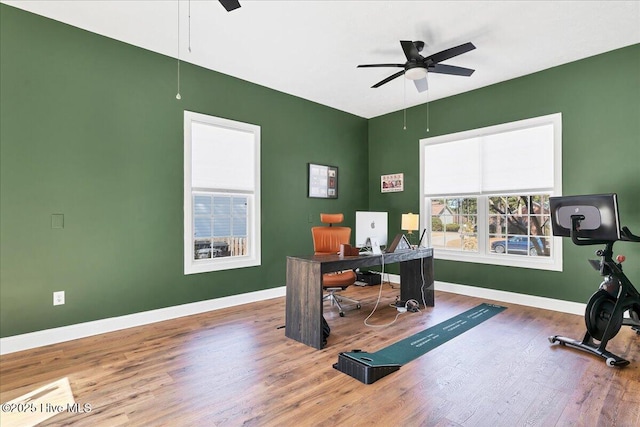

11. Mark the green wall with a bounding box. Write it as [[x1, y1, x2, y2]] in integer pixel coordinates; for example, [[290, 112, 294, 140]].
[[369, 44, 640, 303], [0, 5, 369, 337], [1, 4, 639, 339]]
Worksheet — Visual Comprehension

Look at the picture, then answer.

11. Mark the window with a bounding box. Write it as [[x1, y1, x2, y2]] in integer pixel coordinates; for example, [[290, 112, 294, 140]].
[[184, 111, 260, 274], [420, 113, 562, 271]]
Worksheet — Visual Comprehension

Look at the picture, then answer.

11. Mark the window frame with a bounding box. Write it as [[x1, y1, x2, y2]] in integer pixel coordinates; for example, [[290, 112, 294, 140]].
[[184, 111, 261, 274], [419, 113, 563, 271]]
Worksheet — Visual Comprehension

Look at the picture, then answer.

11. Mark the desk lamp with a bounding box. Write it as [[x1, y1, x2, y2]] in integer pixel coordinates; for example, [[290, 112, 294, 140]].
[[401, 213, 420, 247]]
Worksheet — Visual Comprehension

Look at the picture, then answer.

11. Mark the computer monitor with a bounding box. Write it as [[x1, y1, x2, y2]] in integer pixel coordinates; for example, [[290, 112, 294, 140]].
[[549, 193, 621, 241], [355, 211, 388, 248]]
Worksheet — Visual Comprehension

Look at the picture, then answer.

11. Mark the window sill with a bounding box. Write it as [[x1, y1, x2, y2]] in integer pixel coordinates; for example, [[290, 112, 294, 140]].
[[184, 255, 260, 275], [433, 248, 562, 272]]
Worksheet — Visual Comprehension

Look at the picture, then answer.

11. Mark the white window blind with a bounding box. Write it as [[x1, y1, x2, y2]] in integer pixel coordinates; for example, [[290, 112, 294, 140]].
[[424, 123, 555, 195], [424, 137, 481, 195], [482, 124, 554, 192], [191, 122, 255, 192]]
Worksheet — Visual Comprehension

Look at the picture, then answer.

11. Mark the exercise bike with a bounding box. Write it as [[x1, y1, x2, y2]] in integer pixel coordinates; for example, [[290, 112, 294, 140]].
[[548, 194, 640, 367]]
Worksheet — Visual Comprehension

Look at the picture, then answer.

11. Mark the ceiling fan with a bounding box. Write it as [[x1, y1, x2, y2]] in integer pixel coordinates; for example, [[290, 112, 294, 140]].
[[219, 0, 241, 12], [358, 41, 476, 92]]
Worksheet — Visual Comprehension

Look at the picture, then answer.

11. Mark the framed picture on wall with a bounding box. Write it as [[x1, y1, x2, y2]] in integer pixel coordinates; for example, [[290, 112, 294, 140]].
[[308, 163, 338, 199], [381, 173, 404, 193]]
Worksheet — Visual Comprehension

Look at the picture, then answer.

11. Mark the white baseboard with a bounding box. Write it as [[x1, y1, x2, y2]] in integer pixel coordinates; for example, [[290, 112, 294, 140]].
[[434, 280, 586, 315], [385, 274, 586, 316], [1, 279, 587, 356], [0, 287, 286, 355]]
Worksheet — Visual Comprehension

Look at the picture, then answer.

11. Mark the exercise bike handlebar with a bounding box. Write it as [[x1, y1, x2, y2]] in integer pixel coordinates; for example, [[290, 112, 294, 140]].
[[569, 216, 640, 246], [621, 226, 640, 242], [569, 215, 609, 246]]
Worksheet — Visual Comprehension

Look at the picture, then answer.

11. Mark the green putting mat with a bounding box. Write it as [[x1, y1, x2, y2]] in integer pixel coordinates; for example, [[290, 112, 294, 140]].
[[334, 303, 507, 383]]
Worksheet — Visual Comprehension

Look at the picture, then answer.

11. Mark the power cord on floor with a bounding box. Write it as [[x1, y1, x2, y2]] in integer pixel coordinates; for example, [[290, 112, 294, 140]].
[[389, 298, 420, 313], [364, 255, 419, 327], [420, 253, 428, 309]]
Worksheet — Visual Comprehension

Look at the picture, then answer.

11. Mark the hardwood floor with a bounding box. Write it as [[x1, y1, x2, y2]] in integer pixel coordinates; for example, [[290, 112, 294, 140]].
[[1, 284, 639, 426]]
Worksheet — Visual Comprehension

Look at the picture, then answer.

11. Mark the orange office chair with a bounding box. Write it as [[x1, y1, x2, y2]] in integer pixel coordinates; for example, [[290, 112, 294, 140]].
[[311, 213, 361, 317]]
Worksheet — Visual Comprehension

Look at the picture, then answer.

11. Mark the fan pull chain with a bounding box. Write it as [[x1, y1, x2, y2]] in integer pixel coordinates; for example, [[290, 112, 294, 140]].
[[176, 0, 182, 100], [403, 78, 407, 130], [426, 86, 430, 133], [188, 0, 192, 52]]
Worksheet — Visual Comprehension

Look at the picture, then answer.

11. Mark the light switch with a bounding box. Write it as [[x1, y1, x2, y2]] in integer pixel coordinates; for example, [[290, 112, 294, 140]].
[[51, 214, 64, 229]]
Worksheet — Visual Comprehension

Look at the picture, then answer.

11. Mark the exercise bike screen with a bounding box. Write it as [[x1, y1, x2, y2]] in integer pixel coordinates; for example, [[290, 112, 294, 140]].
[[550, 193, 621, 241]]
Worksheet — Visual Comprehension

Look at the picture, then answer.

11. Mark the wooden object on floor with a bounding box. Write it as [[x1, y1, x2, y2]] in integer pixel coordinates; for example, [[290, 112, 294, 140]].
[[285, 248, 434, 349]]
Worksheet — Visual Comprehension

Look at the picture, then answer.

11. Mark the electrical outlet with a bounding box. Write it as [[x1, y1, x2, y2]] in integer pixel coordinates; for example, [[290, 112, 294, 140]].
[[53, 291, 65, 306]]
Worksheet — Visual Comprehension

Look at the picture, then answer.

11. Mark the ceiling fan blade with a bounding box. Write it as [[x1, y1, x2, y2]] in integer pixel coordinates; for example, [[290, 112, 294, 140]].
[[372, 70, 405, 88], [357, 64, 405, 68], [219, 0, 241, 11], [427, 42, 476, 64], [429, 63, 475, 76], [400, 40, 422, 62], [414, 77, 428, 92]]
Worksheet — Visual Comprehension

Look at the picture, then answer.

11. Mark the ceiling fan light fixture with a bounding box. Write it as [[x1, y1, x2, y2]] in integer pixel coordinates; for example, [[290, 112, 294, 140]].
[[358, 40, 475, 91], [404, 66, 427, 80]]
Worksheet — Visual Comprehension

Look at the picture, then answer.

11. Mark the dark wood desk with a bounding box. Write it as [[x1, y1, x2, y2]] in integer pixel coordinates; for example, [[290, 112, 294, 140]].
[[285, 248, 434, 349]]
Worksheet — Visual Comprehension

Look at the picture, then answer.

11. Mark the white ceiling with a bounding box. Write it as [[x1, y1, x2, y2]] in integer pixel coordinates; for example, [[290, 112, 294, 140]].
[[4, 0, 639, 118]]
